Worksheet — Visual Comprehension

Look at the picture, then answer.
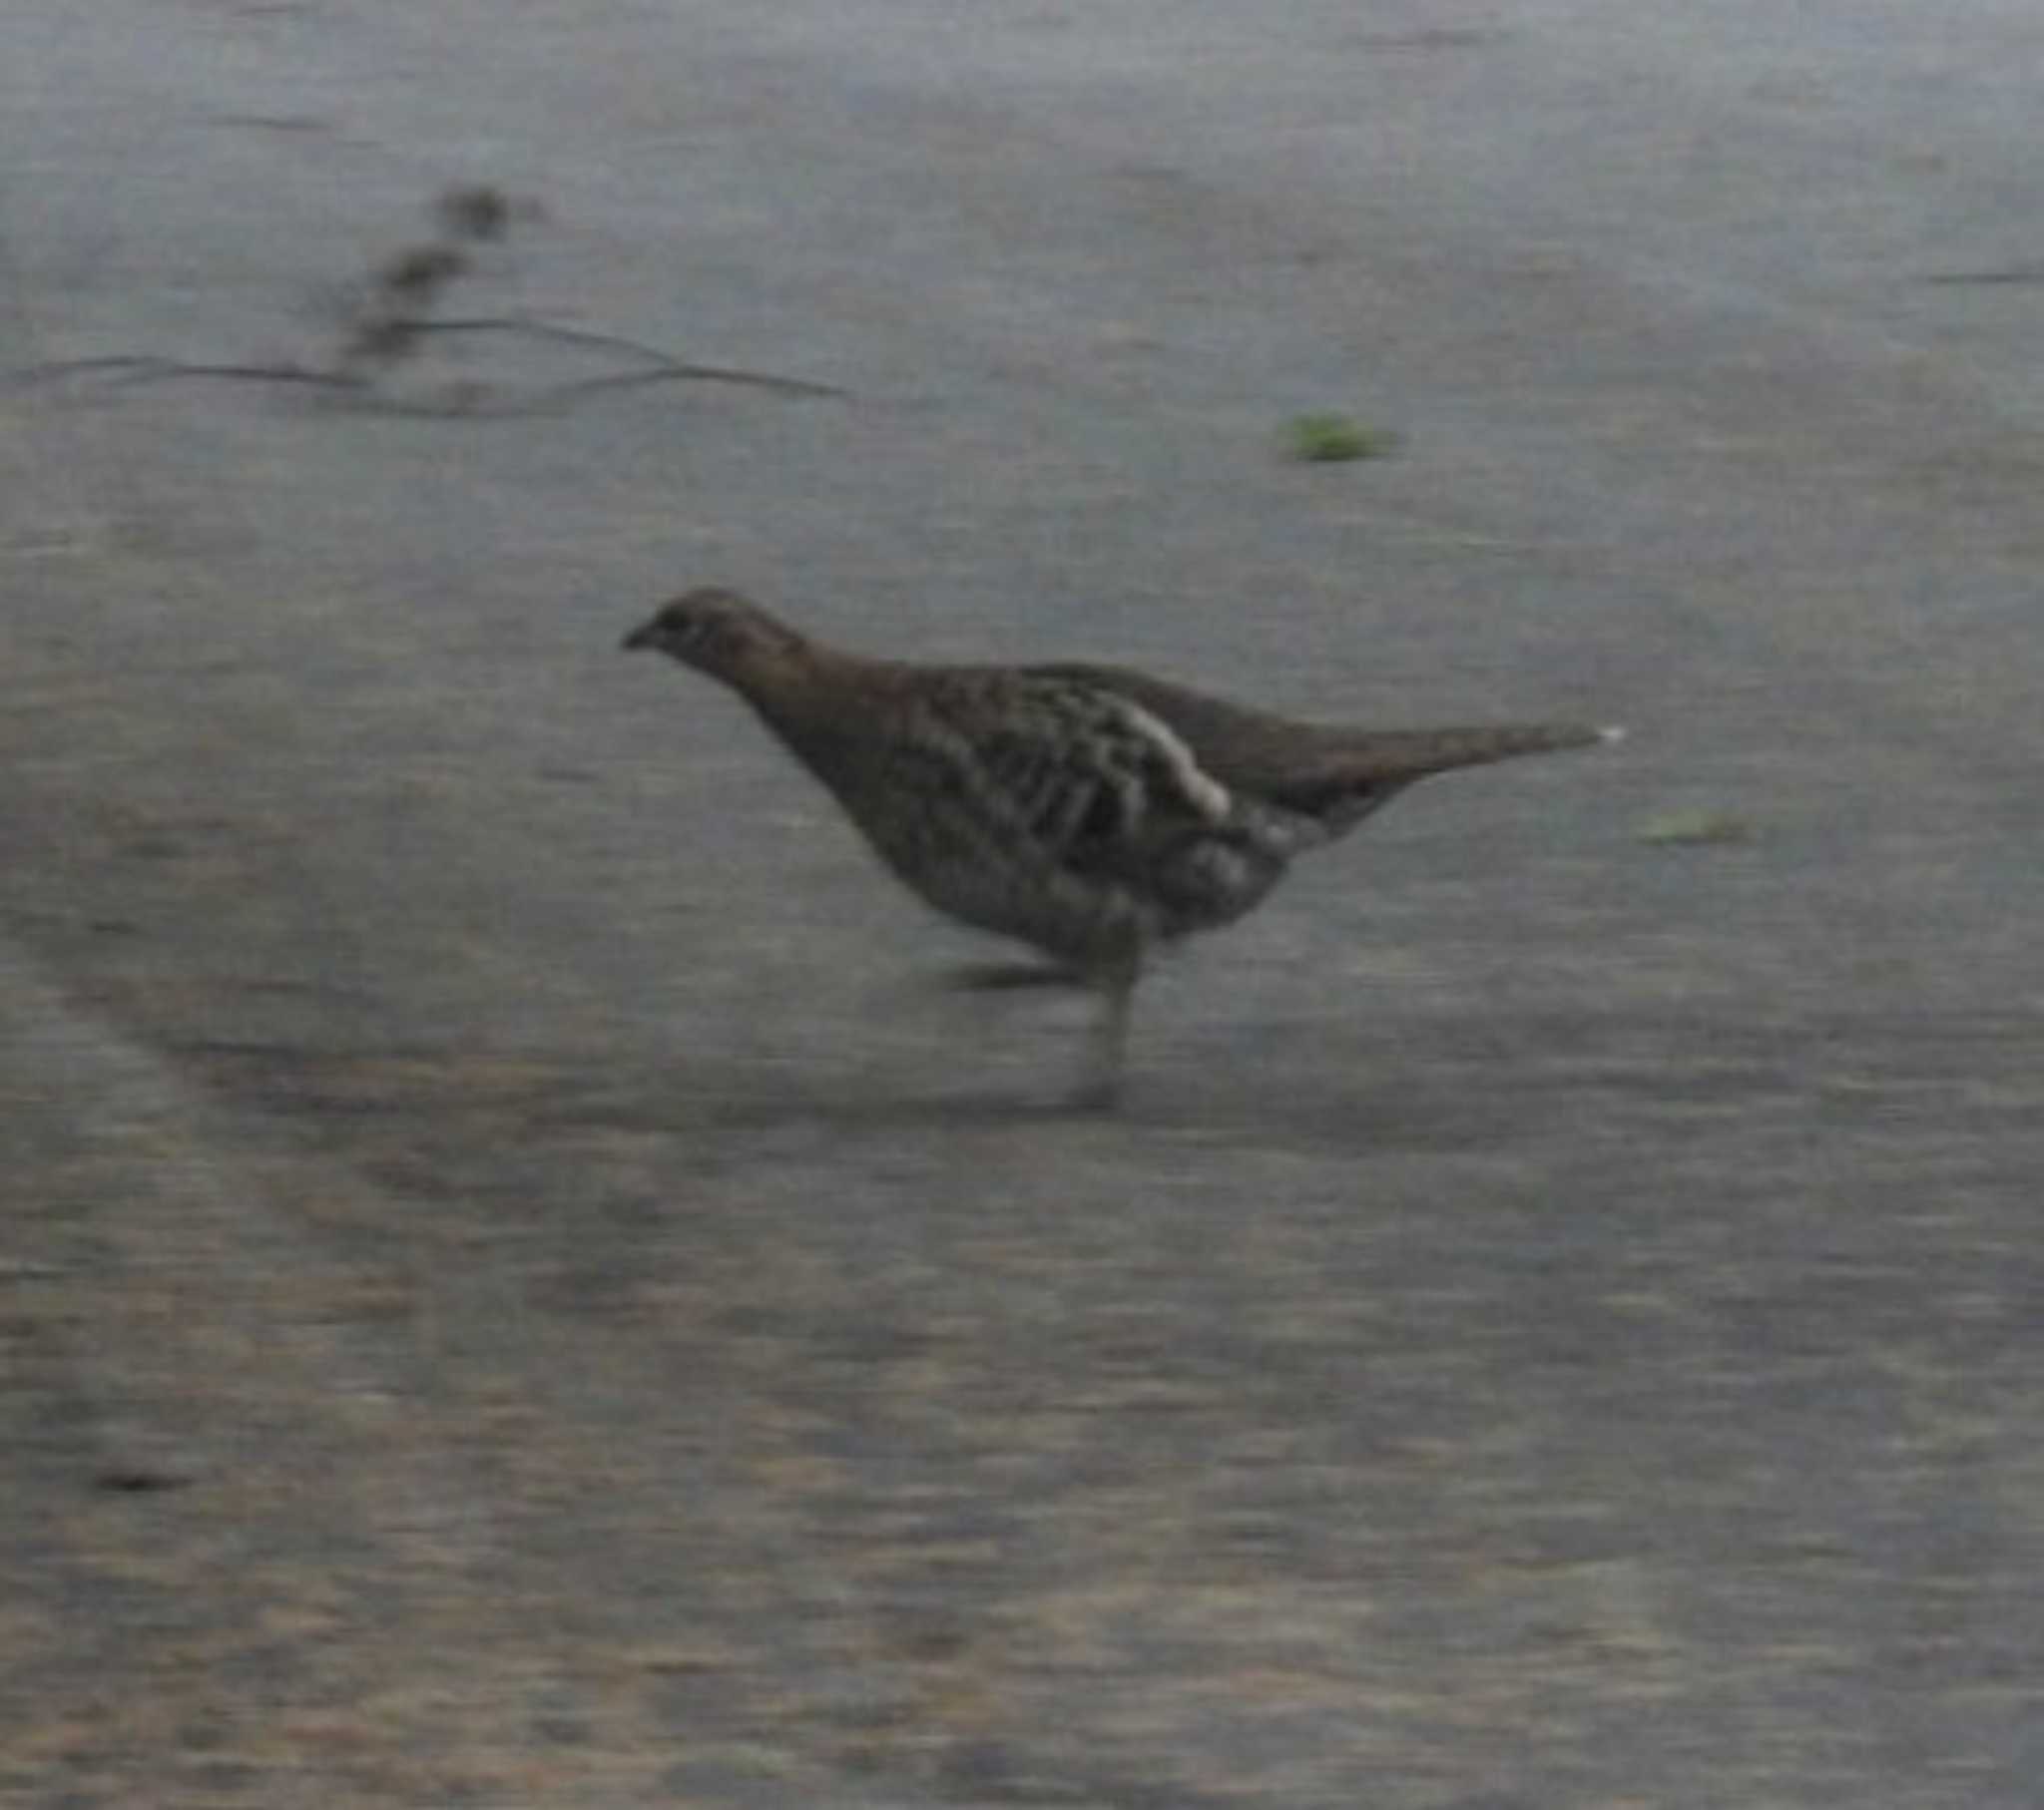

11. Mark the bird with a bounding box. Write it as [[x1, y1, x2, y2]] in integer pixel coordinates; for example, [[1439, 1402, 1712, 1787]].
[[622, 587, 1620, 1106]]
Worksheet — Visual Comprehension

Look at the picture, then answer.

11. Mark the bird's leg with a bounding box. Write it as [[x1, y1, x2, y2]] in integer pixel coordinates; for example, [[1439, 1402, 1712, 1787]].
[[1072, 953, 1140, 1111]]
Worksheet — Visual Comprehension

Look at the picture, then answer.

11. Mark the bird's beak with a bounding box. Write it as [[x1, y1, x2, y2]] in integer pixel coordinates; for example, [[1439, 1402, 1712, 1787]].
[[622, 621, 658, 653]]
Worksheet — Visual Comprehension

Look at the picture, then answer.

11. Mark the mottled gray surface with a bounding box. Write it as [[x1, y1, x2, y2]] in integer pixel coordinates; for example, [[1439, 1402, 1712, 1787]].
[[4, 2, 2042, 1804]]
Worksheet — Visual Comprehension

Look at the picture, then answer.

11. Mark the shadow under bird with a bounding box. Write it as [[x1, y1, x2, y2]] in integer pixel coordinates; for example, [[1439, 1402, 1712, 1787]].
[[623, 588, 1621, 1106]]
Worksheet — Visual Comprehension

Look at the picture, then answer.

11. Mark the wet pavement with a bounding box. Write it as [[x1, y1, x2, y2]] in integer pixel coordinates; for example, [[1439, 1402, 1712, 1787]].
[[4, 3, 2042, 1803]]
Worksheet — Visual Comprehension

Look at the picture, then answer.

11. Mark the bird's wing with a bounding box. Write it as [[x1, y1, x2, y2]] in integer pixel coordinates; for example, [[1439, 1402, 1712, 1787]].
[[921, 673, 1240, 873]]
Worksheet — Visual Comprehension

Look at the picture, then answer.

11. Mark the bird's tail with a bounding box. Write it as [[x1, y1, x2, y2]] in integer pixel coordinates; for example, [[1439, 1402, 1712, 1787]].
[[1263, 722, 1621, 837], [1324, 721, 1622, 781]]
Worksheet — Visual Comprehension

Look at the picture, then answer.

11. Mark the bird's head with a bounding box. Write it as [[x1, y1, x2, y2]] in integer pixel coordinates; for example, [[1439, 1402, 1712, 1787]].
[[621, 587, 805, 682]]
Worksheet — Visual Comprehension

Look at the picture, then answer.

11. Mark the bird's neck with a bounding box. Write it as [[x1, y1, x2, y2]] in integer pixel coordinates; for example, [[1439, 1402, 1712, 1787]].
[[723, 637, 889, 743]]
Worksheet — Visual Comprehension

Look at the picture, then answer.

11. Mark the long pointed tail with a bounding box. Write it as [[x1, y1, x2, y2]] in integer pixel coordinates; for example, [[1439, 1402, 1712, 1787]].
[[1331, 720, 1624, 782], [1274, 722, 1621, 836]]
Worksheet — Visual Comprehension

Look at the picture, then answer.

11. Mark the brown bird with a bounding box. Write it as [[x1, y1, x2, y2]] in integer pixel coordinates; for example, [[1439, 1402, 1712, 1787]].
[[623, 588, 1620, 1105]]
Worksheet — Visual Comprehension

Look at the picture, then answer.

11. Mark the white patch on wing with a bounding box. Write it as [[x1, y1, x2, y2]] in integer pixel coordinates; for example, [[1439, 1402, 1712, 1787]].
[[1102, 696, 1234, 825]]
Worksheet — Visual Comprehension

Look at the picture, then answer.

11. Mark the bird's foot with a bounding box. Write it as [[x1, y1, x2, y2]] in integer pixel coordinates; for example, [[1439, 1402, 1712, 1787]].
[[1066, 1072, 1124, 1113], [942, 961, 1093, 993]]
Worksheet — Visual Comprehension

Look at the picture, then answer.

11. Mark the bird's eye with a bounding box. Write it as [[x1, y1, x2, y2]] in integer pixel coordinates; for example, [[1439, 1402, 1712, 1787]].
[[671, 612, 736, 661]]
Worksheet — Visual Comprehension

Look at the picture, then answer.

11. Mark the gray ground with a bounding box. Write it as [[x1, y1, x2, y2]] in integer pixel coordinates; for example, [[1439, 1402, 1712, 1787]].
[[4, 2, 2043, 1804]]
